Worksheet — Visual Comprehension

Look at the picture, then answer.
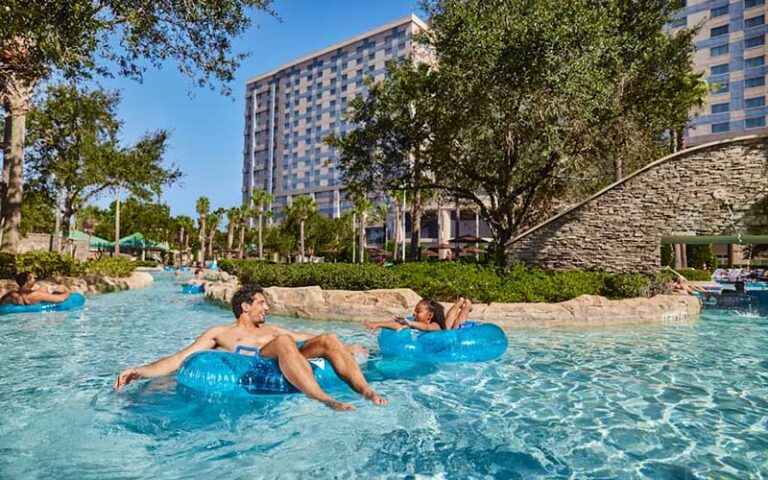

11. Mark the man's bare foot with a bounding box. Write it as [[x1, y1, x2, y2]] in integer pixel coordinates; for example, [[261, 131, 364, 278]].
[[362, 388, 389, 405], [464, 299, 472, 312], [324, 399, 355, 411]]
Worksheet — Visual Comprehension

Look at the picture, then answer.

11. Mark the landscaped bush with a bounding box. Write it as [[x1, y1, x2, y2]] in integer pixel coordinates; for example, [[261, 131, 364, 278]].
[[229, 261, 402, 291], [219, 260, 689, 302], [134, 260, 159, 268], [658, 268, 712, 281], [601, 273, 651, 299], [0, 253, 15, 278], [79, 258, 136, 277], [14, 251, 78, 278], [0, 252, 137, 279]]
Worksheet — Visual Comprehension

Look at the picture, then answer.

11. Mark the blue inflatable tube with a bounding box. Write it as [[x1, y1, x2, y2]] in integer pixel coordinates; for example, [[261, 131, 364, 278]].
[[0, 292, 86, 315], [378, 322, 508, 362], [182, 284, 204, 294], [177, 347, 345, 396]]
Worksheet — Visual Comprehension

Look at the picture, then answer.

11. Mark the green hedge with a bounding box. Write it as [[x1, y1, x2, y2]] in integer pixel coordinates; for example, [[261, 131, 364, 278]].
[[220, 260, 670, 302], [0, 252, 137, 279], [80, 258, 137, 277]]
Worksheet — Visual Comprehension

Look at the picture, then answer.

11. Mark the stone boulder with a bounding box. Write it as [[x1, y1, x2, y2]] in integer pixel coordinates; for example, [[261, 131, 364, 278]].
[[0, 271, 154, 297], [202, 282, 701, 328]]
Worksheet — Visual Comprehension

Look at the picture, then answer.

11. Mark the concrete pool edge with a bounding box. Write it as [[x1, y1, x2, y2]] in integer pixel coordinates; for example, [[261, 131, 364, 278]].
[[204, 281, 701, 328]]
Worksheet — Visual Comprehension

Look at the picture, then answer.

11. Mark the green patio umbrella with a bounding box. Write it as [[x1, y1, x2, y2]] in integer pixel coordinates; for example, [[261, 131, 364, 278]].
[[148, 241, 171, 252], [119, 233, 148, 249], [54, 229, 114, 250]]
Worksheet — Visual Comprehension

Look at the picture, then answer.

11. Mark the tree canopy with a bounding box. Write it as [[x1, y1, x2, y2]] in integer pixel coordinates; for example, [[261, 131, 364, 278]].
[[330, 0, 703, 265], [25, 84, 181, 241], [1, 0, 276, 252]]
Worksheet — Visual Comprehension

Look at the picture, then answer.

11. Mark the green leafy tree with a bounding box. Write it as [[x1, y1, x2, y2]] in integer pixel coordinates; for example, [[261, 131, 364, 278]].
[[195, 196, 210, 262], [333, 0, 703, 266], [326, 63, 435, 260], [24, 84, 180, 252], [0, 0, 276, 253], [19, 179, 55, 235]]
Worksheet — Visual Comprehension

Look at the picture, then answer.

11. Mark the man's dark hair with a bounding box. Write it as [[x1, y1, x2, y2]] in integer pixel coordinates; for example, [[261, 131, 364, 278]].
[[15, 271, 33, 287], [195, 268, 203, 275], [231, 284, 265, 317], [419, 298, 446, 330]]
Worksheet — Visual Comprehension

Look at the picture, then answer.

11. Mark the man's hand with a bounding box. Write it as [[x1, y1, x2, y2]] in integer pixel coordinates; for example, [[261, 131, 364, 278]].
[[362, 319, 379, 331], [114, 367, 144, 391]]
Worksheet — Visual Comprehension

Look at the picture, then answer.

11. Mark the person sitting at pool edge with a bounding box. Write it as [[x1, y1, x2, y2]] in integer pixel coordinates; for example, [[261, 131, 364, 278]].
[[672, 276, 704, 296], [0, 271, 72, 305], [114, 284, 387, 411], [363, 297, 472, 332]]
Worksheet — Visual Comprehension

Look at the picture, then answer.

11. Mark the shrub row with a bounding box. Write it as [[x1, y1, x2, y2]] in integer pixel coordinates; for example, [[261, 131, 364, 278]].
[[0, 251, 138, 279], [218, 260, 696, 302]]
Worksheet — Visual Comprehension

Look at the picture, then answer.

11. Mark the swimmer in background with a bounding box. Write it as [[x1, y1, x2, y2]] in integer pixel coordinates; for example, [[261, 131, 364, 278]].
[[115, 284, 387, 411], [363, 297, 473, 332], [185, 268, 206, 291], [0, 272, 72, 305]]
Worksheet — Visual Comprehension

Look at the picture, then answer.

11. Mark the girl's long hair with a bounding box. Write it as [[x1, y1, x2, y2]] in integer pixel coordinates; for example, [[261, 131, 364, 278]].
[[420, 298, 446, 330]]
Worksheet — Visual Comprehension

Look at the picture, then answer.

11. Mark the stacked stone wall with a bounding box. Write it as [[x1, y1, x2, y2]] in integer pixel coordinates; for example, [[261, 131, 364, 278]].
[[507, 136, 768, 273]]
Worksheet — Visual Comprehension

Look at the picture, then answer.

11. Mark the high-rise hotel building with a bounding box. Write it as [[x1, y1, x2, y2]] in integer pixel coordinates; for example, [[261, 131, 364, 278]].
[[672, 0, 768, 145], [242, 15, 429, 220]]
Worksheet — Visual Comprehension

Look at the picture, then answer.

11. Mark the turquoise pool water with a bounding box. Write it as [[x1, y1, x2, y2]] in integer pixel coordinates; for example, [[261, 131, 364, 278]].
[[0, 274, 766, 479]]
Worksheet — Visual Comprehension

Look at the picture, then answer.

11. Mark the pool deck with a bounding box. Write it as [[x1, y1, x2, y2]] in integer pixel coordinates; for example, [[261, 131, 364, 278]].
[[204, 280, 701, 328]]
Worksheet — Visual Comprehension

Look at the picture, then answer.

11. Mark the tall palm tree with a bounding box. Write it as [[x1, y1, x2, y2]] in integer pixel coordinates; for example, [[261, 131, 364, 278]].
[[225, 207, 241, 258], [195, 196, 210, 263], [250, 189, 273, 260], [238, 206, 252, 259], [286, 195, 316, 262], [175, 215, 195, 266], [208, 208, 223, 261]]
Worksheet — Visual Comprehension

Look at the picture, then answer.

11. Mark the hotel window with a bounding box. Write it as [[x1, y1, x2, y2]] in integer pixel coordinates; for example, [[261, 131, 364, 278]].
[[745, 96, 765, 108], [745, 0, 765, 8], [745, 15, 765, 28], [671, 16, 687, 28], [746, 116, 766, 128], [341, 85, 347, 92], [711, 102, 730, 113], [711, 44, 729, 56], [745, 76, 766, 88], [711, 63, 729, 75], [713, 82, 729, 93], [710, 25, 729, 37], [745, 35, 765, 48], [368, 53, 375, 60], [711, 5, 729, 17], [712, 122, 730, 133], [357, 58, 363, 65], [746, 56, 765, 68]]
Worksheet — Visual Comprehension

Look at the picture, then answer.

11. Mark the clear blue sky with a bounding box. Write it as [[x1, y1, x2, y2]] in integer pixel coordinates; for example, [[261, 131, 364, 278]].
[[97, 0, 423, 218]]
